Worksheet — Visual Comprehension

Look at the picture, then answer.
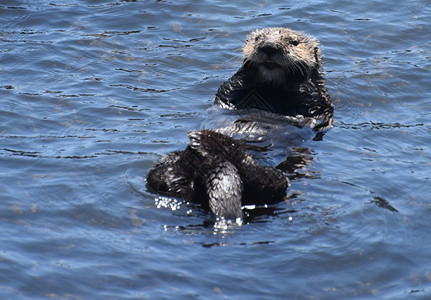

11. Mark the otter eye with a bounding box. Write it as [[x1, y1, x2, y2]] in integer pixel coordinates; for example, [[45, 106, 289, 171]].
[[254, 36, 259, 42], [290, 40, 299, 46]]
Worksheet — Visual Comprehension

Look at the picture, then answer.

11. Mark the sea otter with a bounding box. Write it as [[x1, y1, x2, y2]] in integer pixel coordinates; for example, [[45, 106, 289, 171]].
[[146, 27, 333, 223]]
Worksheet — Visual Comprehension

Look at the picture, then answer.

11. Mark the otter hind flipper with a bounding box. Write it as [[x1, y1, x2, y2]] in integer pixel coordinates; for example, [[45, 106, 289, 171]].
[[146, 151, 193, 199], [204, 160, 243, 221], [187, 130, 244, 220]]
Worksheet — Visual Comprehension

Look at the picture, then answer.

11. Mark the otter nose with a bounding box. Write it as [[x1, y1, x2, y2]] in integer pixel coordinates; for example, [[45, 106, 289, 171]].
[[260, 44, 280, 56]]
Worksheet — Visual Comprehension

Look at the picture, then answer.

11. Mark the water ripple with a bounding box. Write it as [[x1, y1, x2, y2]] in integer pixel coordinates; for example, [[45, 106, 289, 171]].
[[1, 0, 430, 299]]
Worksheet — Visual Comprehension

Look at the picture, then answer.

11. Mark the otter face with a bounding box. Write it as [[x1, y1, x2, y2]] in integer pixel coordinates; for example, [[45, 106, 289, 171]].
[[243, 27, 320, 83]]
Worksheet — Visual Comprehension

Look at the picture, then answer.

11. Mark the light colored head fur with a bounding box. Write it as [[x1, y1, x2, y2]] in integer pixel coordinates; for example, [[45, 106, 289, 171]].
[[242, 27, 321, 84]]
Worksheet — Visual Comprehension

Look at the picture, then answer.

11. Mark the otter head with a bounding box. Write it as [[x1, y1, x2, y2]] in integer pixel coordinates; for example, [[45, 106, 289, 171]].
[[242, 27, 321, 84]]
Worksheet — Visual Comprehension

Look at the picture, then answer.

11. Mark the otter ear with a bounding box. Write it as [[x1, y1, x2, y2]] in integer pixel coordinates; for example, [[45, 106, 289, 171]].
[[313, 47, 321, 65]]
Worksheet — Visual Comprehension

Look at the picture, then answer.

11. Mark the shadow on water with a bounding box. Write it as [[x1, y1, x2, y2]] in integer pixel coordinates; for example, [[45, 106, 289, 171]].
[[370, 196, 398, 213]]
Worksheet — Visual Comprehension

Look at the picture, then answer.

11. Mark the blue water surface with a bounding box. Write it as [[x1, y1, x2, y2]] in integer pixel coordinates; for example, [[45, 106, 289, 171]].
[[1, 0, 430, 299]]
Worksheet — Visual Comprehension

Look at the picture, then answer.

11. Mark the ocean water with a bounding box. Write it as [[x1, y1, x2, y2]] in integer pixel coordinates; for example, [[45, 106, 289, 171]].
[[1, 0, 430, 299]]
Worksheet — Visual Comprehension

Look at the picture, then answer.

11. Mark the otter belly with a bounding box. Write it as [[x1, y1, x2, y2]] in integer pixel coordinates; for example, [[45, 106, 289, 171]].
[[201, 106, 316, 165]]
